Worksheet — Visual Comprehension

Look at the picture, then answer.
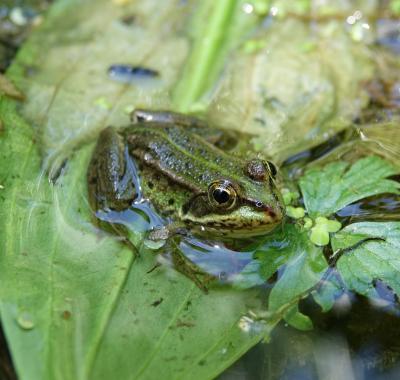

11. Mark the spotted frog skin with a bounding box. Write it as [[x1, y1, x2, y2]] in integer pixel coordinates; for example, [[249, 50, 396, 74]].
[[87, 110, 285, 238]]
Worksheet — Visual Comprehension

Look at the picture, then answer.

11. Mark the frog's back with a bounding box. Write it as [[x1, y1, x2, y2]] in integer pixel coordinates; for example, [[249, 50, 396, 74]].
[[123, 123, 246, 193]]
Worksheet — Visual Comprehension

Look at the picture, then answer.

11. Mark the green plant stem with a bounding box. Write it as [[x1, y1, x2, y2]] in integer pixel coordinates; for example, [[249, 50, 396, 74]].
[[173, 0, 237, 111]]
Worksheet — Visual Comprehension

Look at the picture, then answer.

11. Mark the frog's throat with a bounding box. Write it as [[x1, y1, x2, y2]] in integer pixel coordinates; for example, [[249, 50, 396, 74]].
[[191, 220, 282, 238], [181, 211, 283, 238]]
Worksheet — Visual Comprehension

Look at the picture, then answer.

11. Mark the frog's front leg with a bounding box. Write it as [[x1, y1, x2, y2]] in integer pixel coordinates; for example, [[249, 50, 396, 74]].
[[88, 127, 140, 254], [87, 127, 137, 213]]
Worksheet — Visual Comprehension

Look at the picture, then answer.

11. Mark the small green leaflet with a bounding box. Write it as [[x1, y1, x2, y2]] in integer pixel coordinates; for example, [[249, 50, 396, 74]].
[[299, 156, 400, 218]]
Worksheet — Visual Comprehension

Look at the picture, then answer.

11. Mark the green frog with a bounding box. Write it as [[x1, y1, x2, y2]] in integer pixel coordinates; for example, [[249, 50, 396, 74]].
[[87, 110, 285, 239]]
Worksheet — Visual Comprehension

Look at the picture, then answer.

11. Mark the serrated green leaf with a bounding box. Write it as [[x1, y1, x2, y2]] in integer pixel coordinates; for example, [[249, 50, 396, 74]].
[[331, 222, 400, 299], [253, 229, 294, 281], [299, 156, 400, 218]]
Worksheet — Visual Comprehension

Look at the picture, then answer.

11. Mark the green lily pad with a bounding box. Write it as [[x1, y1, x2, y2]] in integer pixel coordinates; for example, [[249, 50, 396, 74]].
[[0, 1, 285, 379]]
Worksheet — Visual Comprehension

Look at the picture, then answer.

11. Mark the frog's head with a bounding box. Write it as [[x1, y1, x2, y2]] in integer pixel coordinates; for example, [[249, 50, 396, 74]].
[[181, 159, 285, 238]]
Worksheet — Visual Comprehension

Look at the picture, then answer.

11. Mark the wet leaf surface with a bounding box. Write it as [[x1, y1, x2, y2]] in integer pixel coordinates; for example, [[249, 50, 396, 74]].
[[0, 1, 281, 379]]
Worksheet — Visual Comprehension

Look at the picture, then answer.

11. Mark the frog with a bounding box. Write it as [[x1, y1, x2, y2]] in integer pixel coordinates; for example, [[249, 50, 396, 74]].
[[87, 109, 285, 241]]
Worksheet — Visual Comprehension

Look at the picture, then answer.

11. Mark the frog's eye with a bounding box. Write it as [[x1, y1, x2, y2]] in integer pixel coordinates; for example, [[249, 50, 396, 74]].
[[208, 180, 237, 210]]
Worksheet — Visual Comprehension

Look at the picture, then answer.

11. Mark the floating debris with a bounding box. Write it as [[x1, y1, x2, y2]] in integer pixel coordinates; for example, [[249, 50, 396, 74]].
[[9, 7, 28, 27], [61, 310, 72, 320], [0, 74, 25, 100], [108, 64, 159, 84]]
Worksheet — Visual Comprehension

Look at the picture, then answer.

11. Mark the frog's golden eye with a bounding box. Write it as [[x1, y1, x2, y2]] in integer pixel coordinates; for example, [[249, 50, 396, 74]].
[[208, 180, 237, 210]]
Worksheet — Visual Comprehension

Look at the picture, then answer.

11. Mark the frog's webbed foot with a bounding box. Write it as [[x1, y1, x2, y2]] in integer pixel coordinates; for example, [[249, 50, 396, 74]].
[[110, 223, 140, 257], [146, 222, 189, 241], [169, 246, 214, 294], [145, 225, 213, 293]]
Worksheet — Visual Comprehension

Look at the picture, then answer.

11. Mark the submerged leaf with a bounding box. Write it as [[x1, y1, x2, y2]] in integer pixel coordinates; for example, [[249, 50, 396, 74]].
[[207, 18, 375, 161]]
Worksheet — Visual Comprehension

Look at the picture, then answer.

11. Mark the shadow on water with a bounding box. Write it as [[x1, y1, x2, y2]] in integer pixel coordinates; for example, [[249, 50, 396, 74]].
[[0, 323, 17, 380]]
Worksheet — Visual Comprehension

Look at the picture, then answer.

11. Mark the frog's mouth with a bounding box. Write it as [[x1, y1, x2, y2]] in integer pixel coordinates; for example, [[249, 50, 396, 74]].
[[186, 205, 285, 238]]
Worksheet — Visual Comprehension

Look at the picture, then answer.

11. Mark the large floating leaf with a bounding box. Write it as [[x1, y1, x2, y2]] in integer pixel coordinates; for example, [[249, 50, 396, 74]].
[[0, 1, 281, 379]]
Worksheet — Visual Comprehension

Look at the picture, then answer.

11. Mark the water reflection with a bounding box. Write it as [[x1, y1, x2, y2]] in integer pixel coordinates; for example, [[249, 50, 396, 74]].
[[377, 19, 400, 54], [95, 202, 164, 233], [178, 238, 262, 286], [337, 194, 400, 222]]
